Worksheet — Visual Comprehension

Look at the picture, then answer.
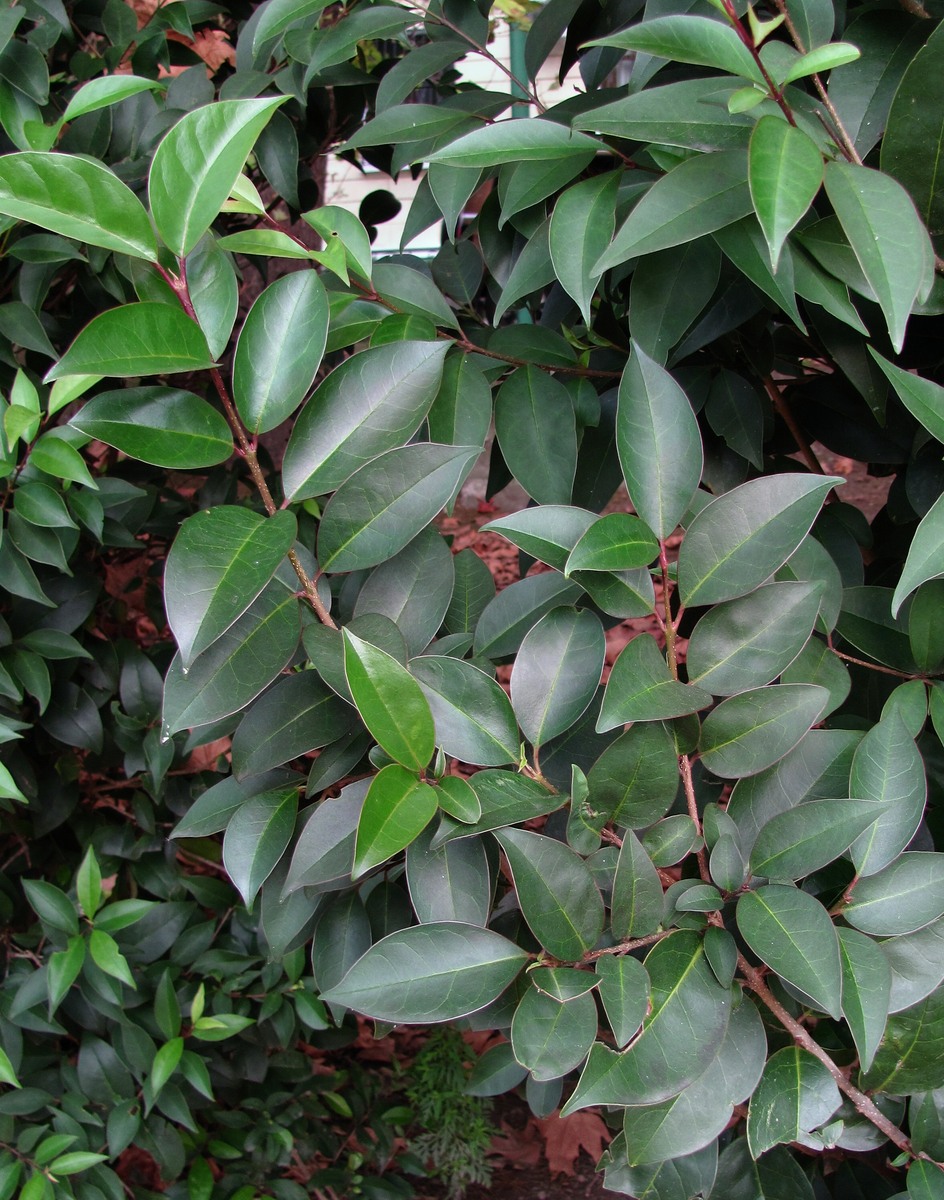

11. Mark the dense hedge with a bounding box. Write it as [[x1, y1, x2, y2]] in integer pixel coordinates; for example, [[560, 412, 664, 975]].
[[1, 1, 944, 1199]]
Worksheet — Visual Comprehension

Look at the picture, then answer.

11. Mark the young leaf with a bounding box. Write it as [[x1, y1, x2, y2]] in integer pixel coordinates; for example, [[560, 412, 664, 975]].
[[749, 116, 823, 270], [353, 764, 437, 880], [343, 629, 435, 772], [781, 42, 861, 84], [149, 96, 287, 257], [61, 76, 164, 123]]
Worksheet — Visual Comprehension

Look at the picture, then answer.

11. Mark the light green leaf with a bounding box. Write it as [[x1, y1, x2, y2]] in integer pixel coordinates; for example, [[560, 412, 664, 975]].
[[165, 507, 297, 668], [737, 885, 841, 1016], [150, 97, 287, 257], [252, 0, 332, 52], [617, 343, 703, 540], [677, 473, 843, 606], [782, 42, 861, 84], [483, 506, 595, 573], [565, 513, 659, 575], [0, 152, 158, 260], [353, 764, 437, 879], [88, 929, 136, 989], [343, 629, 434, 772], [749, 116, 823, 270], [433, 770, 564, 847], [149, 1037, 184, 1099], [69, 386, 232, 468], [282, 340, 449, 501], [46, 303, 214, 380], [233, 271, 329, 435], [319, 923, 529, 1022], [318, 443, 479, 573], [61, 76, 164, 123]]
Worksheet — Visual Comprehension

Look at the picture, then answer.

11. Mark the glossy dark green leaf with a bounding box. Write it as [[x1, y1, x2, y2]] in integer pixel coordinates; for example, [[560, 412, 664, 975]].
[[838, 585, 918, 673], [595, 954, 650, 1047], [892, 493, 944, 619], [425, 118, 600, 168], [283, 340, 449, 501], [283, 780, 366, 895], [749, 116, 823, 270], [187, 235, 238, 359], [69, 386, 232, 468], [687, 582, 822, 696], [171, 772, 295, 839], [629, 239, 721, 365], [162, 583, 300, 734], [883, 919, 944, 1014], [587, 722, 679, 829], [353, 764, 437, 880], [495, 366, 576, 505], [493, 827, 604, 961], [304, 6, 411, 82], [779, 636, 851, 717], [511, 984, 597, 1082], [737, 885, 841, 1017], [908, 1160, 944, 1200], [484, 506, 595, 572], [564, 931, 732, 1111], [405, 824, 491, 926], [473, 573, 583, 660], [47, 303, 214, 380], [232, 271, 328, 435], [863, 986, 944, 1093], [574, 78, 755, 151], [747, 1046, 841, 1157], [565, 513, 659, 575], [845, 853, 944, 936], [597, 151, 752, 270], [165, 507, 297, 667], [222, 787, 297, 907], [849, 713, 927, 877], [617, 343, 702, 540], [433, 771, 564, 847], [318, 443, 479, 573], [712, 1140, 813, 1200], [343, 630, 434, 771], [611, 830, 664, 938], [149, 97, 286, 257], [0, 152, 157, 260], [319, 923, 529, 1023], [837, 927, 891, 1073], [751, 798, 882, 882], [411, 655, 518, 767], [549, 171, 619, 324], [588, 15, 764, 82], [511, 608, 605, 747], [702, 684, 828, 780], [597, 635, 711, 733], [871, 348, 944, 448], [678, 474, 842, 607], [824, 162, 932, 353], [231, 671, 353, 779], [354, 527, 454, 656]]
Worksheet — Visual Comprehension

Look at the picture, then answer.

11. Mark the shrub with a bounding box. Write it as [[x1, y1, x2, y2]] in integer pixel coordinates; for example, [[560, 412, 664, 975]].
[[0, 1, 943, 1198]]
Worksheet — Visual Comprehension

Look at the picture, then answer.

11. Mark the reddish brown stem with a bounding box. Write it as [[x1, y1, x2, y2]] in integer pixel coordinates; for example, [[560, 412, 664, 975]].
[[762, 375, 827, 477]]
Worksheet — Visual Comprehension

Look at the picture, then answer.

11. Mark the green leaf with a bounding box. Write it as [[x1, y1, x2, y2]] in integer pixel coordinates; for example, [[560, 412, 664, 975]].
[[62, 75, 164, 122], [549, 171, 620, 324], [162, 583, 300, 734], [617, 343, 703, 540], [0, 1047, 20, 1089], [597, 150, 752, 270], [355, 528, 455, 656], [433, 770, 564, 847], [69, 386, 232, 467], [686, 582, 822, 696], [677, 473, 843, 606], [353, 764, 437, 879], [48, 1152, 108, 1177], [173, 773, 293, 839], [303, 205, 373, 282], [483, 506, 595, 573], [747, 1046, 842, 1157], [596, 954, 650, 1047], [371, 262, 460, 330], [435, 775, 481, 825], [22, 879, 78, 935], [870, 347, 944, 447], [587, 722, 680, 830], [848, 713, 927, 877], [165, 507, 297, 667], [232, 271, 329, 435], [837, 927, 891, 1072], [282, 340, 449, 500], [318, 443, 479, 573], [701, 685, 828, 779], [511, 984, 598, 1082], [425, 118, 600, 168], [223, 786, 298, 907], [319, 923, 529, 1022], [564, 931, 733, 1111], [893, 493, 944, 618], [231, 672, 352, 778], [47, 302, 214, 380], [405, 824, 491, 925], [511, 608, 605, 747], [597, 634, 712, 732], [712, 1140, 814, 1200], [252, 0, 332, 52], [611, 830, 664, 938], [495, 366, 576, 505], [751, 798, 882, 879], [411, 655, 519, 767], [565, 513, 659, 575], [749, 116, 823, 271], [149, 1037, 184, 1099], [781, 42, 861, 84], [493, 826, 603, 960], [588, 14, 764, 82], [863, 986, 944, 1093], [823, 162, 932, 353], [0, 152, 158, 260], [909, 1161, 944, 1200], [47, 936, 85, 1015], [737, 885, 841, 1016], [881, 22, 944, 240], [76, 845, 102, 917], [149, 97, 287, 257], [845, 853, 944, 936], [629, 240, 722, 364], [88, 929, 136, 989], [343, 629, 434, 771]]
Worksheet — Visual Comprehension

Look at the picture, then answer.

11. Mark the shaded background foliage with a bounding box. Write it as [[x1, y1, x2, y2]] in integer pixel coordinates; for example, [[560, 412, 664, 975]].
[[1, 2, 944, 1200]]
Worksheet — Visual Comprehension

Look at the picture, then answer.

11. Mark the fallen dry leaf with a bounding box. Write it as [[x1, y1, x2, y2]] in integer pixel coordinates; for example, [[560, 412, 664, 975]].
[[535, 1110, 610, 1178]]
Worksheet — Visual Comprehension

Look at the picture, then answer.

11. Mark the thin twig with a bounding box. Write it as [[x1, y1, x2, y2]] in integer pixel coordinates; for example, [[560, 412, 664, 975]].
[[680, 755, 712, 883], [583, 931, 668, 961], [761, 375, 827, 476], [828, 643, 920, 680]]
